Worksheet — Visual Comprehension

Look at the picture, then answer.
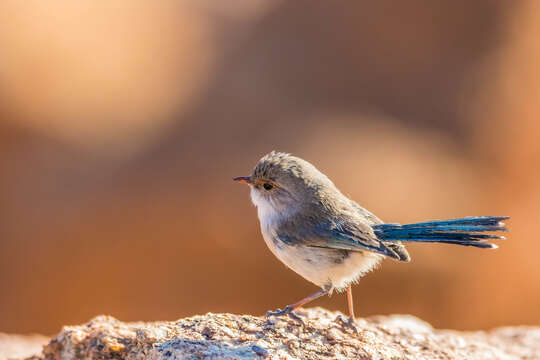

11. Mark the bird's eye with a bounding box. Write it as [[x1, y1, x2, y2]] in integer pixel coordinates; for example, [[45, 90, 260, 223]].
[[263, 183, 273, 191]]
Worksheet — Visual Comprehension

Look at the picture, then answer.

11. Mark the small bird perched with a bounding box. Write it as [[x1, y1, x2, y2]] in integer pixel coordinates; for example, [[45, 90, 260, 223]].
[[234, 151, 508, 326]]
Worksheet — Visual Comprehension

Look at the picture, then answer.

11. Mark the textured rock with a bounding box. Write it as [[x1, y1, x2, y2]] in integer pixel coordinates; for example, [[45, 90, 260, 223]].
[[30, 308, 540, 359]]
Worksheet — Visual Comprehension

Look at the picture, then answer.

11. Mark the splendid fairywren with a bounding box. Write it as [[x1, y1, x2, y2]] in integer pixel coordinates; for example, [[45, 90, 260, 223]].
[[234, 151, 508, 325]]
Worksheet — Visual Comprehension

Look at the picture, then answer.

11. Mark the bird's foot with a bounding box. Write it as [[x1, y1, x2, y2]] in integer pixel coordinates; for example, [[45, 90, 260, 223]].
[[335, 315, 360, 334], [266, 306, 305, 324]]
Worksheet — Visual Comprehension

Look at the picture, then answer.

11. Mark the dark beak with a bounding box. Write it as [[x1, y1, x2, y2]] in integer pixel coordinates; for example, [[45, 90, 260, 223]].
[[233, 176, 252, 185]]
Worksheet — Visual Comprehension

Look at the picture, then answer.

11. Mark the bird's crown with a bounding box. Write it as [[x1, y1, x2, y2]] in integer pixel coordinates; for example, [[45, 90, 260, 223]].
[[251, 151, 333, 190]]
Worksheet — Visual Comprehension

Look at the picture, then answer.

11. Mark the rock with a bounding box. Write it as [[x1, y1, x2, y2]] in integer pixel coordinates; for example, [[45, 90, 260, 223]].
[[0, 333, 49, 360], [28, 308, 540, 359]]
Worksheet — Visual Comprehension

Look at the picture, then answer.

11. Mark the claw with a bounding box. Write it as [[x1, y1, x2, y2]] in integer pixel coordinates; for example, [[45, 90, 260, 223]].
[[266, 306, 305, 324], [266, 306, 290, 317], [335, 315, 360, 334]]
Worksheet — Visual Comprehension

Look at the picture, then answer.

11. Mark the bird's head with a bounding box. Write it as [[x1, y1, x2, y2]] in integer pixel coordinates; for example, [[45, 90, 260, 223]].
[[234, 151, 336, 217]]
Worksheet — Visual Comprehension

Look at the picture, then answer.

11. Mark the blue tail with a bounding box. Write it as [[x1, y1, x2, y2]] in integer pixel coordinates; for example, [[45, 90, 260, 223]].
[[372, 216, 509, 249]]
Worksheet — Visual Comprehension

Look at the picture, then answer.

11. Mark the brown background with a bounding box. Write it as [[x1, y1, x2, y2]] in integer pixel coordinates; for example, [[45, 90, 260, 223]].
[[1, 0, 539, 334]]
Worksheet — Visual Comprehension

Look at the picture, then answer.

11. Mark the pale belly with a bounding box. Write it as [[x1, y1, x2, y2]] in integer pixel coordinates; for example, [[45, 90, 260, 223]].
[[260, 223, 383, 291]]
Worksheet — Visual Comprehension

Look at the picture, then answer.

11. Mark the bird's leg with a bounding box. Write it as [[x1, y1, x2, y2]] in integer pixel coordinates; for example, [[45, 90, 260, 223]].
[[266, 289, 327, 323], [336, 286, 360, 334], [347, 285, 355, 321]]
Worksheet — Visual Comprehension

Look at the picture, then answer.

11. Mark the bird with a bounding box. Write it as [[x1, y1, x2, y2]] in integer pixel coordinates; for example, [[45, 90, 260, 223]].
[[233, 151, 508, 327]]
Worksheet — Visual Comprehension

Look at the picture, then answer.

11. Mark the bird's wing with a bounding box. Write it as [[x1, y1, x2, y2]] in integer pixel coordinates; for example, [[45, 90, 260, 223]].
[[348, 200, 410, 261], [348, 200, 383, 225], [276, 214, 404, 260]]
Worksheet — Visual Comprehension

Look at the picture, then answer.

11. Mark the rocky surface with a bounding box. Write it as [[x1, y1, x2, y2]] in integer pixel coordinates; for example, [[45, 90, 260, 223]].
[[15, 308, 540, 359]]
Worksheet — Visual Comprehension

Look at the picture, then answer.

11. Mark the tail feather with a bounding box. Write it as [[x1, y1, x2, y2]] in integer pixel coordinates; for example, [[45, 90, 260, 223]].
[[373, 216, 509, 249]]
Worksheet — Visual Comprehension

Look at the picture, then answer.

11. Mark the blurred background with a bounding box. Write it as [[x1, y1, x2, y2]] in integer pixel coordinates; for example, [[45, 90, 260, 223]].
[[1, 0, 539, 334]]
